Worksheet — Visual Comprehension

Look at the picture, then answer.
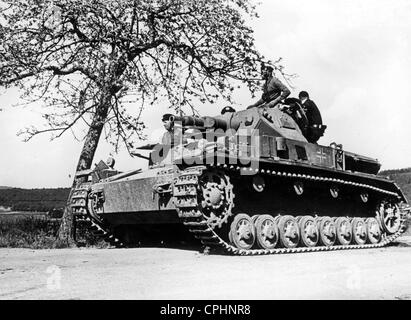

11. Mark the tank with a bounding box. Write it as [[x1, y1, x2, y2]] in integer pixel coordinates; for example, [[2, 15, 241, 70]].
[[71, 100, 408, 255]]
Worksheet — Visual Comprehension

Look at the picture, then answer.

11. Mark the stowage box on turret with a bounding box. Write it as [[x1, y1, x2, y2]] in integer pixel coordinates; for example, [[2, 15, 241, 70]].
[[72, 100, 408, 255]]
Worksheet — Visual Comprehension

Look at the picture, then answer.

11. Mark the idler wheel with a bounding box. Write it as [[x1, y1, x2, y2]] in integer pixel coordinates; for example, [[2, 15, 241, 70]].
[[317, 216, 336, 246], [229, 214, 255, 250], [278, 215, 300, 248], [87, 190, 105, 224], [351, 217, 367, 245], [255, 214, 279, 249], [299, 216, 319, 247], [377, 201, 401, 234], [365, 217, 382, 244], [334, 217, 352, 245]]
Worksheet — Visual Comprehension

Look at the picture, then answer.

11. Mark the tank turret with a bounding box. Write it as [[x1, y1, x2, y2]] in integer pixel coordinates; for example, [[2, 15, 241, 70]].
[[168, 102, 317, 141], [160, 103, 378, 175]]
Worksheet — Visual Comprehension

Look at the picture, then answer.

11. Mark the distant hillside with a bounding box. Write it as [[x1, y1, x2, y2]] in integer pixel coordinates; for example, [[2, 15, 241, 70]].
[[379, 167, 411, 176], [0, 188, 70, 212], [379, 168, 411, 202]]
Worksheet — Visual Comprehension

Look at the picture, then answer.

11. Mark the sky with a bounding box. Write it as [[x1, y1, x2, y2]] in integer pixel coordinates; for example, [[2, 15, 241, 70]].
[[1, 0, 411, 188]]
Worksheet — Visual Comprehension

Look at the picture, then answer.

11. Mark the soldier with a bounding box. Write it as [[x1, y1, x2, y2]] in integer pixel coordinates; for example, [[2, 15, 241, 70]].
[[161, 113, 179, 147], [298, 91, 322, 127], [298, 91, 324, 143], [221, 106, 236, 115], [247, 63, 291, 109], [151, 113, 182, 164]]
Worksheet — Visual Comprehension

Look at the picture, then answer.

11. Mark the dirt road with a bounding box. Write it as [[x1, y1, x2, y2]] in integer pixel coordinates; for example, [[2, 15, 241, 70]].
[[1, 237, 411, 300]]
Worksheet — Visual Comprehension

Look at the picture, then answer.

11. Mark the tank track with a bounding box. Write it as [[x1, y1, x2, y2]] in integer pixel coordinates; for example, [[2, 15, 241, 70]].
[[174, 165, 408, 255], [71, 183, 125, 247]]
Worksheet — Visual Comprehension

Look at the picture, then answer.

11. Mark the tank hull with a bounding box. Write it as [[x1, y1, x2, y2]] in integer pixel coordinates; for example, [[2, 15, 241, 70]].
[[88, 155, 405, 226], [72, 155, 407, 252]]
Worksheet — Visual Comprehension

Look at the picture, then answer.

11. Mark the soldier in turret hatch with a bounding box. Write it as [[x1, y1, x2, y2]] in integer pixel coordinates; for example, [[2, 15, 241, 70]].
[[152, 113, 183, 163], [247, 62, 291, 109], [161, 113, 181, 147]]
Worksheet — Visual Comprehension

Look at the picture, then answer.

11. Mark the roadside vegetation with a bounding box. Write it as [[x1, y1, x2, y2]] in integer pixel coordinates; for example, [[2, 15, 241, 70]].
[[0, 214, 108, 249]]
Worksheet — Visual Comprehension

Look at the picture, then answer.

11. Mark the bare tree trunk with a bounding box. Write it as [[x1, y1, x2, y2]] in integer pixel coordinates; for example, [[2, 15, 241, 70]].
[[54, 95, 111, 248]]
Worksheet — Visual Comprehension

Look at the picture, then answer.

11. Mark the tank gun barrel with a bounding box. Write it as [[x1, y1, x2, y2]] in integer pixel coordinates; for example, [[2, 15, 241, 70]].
[[170, 115, 230, 130], [170, 115, 205, 127], [203, 116, 228, 130]]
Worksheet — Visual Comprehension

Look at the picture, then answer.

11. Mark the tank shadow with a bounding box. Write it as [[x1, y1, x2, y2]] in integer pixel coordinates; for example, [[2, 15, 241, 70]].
[[385, 237, 411, 247], [114, 224, 203, 252], [126, 240, 202, 252]]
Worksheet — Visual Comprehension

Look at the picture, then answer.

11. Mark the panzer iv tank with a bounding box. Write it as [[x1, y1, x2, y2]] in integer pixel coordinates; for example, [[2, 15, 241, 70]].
[[72, 100, 408, 255]]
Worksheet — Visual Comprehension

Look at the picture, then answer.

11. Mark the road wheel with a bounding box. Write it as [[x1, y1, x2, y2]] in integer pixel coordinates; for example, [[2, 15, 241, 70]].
[[366, 217, 382, 244], [229, 213, 255, 250], [278, 215, 300, 248], [352, 218, 367, 245], [255, 214, 278, 249], [317, 216, 336, 246], [299, 216, 319, 247], [334, 217, 352, 245]]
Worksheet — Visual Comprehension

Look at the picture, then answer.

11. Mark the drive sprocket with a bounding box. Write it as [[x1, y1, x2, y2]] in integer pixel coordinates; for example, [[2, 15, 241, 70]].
[[198, 169, 235, 228]]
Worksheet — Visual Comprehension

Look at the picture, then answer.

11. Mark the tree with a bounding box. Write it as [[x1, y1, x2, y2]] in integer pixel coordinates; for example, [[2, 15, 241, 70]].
[[0, 0, 266, 246]]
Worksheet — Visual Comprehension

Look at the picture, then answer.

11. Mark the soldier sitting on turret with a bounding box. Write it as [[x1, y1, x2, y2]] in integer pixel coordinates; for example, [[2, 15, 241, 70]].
[[247, 62, 291, 110], [298, 91, 322, 128], [298, 91, 325, 143]]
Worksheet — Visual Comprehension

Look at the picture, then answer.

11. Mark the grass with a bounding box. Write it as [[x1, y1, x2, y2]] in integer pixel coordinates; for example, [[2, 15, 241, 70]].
[[0, 215, 59, 249], [0, 213, 109, 249]]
